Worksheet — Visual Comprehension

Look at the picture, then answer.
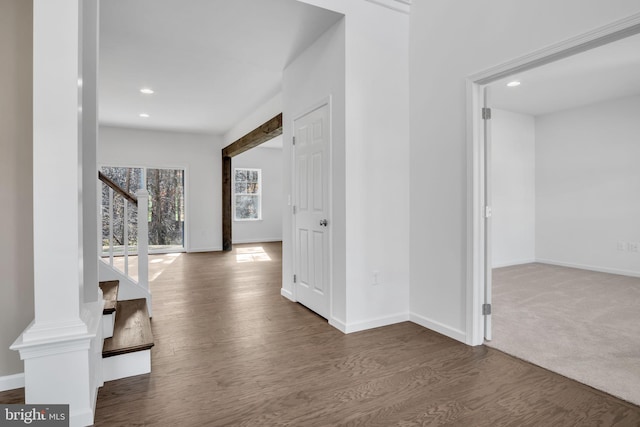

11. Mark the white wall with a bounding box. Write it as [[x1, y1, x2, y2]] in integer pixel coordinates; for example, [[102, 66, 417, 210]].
[[232, 146, 283, 244], [536, 95, 640, 276], [491, 109, 536, 268], [341, 2, 410, 332], [286, 1, 411, 332], [409, 2, 640, 342], [0, 0, 33, 380], [223, 93, 282, 147], [98, 126, 222, 252]]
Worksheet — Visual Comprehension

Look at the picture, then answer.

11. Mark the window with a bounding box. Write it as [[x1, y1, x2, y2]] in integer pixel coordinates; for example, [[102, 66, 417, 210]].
[[234, 168, 261, 221], [100, 166, 185, 253]]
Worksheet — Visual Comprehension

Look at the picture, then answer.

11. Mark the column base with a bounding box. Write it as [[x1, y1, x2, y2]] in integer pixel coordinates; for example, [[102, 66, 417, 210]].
[[11, 300, 104, 427]]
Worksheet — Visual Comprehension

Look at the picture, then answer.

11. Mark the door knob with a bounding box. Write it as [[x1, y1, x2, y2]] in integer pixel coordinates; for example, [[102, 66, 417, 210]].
[[319, 219, 328, 227]]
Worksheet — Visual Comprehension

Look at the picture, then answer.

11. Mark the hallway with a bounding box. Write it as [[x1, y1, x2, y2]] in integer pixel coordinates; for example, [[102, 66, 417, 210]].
[[3, 242, 640, 425]]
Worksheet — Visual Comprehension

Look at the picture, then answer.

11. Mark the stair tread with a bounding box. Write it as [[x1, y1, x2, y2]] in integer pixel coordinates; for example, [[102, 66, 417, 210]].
[[103, 298, 154, 358], [99, 280, 119, 314]]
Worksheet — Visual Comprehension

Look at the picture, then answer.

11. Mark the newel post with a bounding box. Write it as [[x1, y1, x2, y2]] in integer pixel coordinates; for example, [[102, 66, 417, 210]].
[[136, 189, 149, 291]]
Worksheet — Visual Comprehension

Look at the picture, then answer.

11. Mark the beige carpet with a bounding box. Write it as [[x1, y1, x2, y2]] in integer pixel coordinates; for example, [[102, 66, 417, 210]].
[[486, 263, 640, 406]]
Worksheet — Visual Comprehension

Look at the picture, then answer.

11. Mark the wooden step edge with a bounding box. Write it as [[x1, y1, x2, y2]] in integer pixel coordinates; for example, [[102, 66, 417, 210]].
[[99, 280, 119, 314], [102, 298, 154, 358], [102, 341, 154, 358]]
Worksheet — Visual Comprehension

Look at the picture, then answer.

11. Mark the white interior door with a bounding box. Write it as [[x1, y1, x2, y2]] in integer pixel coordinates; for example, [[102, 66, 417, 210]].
[[483, 86, 493, 341], [293, 104, 330, 319]]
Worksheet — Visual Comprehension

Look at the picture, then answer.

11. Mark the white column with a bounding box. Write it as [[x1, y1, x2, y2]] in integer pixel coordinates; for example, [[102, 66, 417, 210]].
[[28, 0, 86, 338], [82, 0, 100, 304], [11, 1, 103, 426]]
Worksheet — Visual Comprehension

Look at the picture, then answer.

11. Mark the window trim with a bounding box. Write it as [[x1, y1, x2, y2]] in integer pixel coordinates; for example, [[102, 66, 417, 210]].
[[233, 167, 262, 221]]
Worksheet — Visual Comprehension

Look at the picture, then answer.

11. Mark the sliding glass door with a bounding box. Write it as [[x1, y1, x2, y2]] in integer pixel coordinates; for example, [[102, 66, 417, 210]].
[[146, 168, 185, 252], [101, 166, 185, 254]]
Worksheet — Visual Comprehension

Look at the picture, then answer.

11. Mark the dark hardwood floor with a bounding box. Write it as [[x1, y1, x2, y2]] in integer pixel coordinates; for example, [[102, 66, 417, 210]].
[[2, 242, 639, 426]]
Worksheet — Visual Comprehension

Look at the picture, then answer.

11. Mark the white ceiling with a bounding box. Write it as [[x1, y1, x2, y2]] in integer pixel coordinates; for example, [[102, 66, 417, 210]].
[[490, 32, 640, 116], [100, 2, 640, 132], [99, 0, 343, 135]]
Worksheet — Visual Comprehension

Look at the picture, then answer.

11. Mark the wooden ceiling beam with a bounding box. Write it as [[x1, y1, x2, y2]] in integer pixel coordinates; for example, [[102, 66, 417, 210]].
[[222, 113, 283, 158], [221, 112, 283, 251]]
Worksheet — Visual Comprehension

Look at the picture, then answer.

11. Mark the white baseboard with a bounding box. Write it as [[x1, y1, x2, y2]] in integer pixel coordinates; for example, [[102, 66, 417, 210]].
[[329, 317, 347, 333], [410, 312, 467, 343], [232, 238, 283, 244], [188, 246, 222, 253], [492, 258, 536, 269], [536, 258, 640, 278], [0, 373, 24, 392], [280, 287, 294, 301], [330, 312, 468, 343], [188, 241, 282, 252], [343, 313, 410, 334], [71, 408, 95, 427]]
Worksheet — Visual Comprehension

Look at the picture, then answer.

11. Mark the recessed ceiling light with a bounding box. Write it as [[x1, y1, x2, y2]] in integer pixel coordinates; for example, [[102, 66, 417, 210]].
[[140, 88, 154, 94], [139, 113, 150, 118], [507, 81, 521, 87]]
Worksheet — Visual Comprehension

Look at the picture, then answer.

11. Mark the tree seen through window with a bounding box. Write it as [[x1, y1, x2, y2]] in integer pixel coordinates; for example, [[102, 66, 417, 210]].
[[100, 166, 184, 252], [234, 168, 261, 220]]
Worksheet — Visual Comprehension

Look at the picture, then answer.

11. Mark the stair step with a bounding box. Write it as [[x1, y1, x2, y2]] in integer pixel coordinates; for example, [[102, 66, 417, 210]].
[[99, 280, 119, 314], [102, 299, 154, 358]]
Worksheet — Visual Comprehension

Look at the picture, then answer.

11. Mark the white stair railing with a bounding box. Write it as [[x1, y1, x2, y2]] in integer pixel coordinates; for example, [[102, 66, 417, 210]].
[[99, 172, 149, 292]]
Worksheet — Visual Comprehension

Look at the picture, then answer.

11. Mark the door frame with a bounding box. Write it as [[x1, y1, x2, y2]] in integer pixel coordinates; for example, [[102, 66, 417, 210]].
[[291, 97, 333, 319], [465, 12, 640, 346]]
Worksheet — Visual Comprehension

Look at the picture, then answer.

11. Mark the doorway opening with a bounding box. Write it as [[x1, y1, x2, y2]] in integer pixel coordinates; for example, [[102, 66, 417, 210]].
[[221, 114, 283, 251], [468, 14, 640, 405]]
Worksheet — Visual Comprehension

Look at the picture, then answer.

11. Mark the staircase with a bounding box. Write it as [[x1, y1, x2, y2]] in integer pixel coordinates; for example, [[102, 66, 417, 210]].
[[100, 280, 118, 338], [98, 172, 154, 381], [100, 280, 154, 381]]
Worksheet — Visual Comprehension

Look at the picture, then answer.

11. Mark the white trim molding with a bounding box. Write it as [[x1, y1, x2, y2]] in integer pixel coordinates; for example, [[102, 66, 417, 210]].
[[0, 373, 25, 392], [11, 328, 93, 360], [188, 246, 223, 253], [232, 238, 283, 245], [492, 259, 537, 269], [343, 313, 410, 334], [470, 12, 640, 85], [466, 11, 640, 348], [410, 312, 467, 344], [536, 259, 640, 279], [10, 299, 104, 427], [328, 317, 347, 333]]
